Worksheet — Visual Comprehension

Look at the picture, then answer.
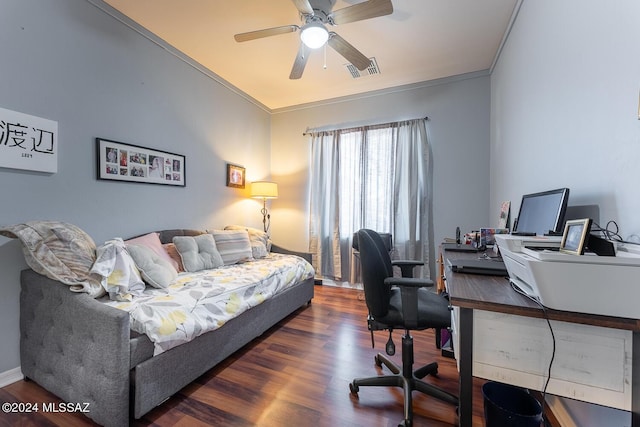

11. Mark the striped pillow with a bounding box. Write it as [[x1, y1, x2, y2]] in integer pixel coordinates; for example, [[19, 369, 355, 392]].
[[224, 224, 272, 252], [210, 229, 254, 265]]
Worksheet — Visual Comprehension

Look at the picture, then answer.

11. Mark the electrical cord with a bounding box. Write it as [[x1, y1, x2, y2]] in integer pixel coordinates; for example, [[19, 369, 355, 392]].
[[591, 220, 640, 246], [509, 280, 556, 421]]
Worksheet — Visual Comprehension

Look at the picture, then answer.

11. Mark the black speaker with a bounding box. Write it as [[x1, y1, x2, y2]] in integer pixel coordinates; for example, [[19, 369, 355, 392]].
[[586, 234, 616, 256]]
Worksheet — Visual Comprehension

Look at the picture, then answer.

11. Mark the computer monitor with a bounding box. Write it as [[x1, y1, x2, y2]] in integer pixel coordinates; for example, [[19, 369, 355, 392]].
[[513, 188, 570, 236]]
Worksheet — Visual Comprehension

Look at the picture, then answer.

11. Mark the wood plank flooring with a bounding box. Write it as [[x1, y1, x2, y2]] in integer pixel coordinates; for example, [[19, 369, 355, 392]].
[[0, 285, 490, 426]]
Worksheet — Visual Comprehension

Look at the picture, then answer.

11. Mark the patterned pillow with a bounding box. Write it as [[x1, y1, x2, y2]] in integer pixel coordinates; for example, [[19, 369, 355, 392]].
[[173, 234, 224, 272], [91, 238, 145, 301], [0, 221, 104, 297], [210, 229, 254, 265], [127, 244, 177, 288], [162, 243, 185, 272]]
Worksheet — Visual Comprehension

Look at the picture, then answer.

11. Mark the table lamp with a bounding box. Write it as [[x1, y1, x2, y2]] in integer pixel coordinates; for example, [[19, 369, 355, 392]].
[[250, 181, 278, 232]]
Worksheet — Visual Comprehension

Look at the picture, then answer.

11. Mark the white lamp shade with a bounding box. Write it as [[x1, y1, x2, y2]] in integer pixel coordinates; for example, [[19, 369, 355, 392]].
[[251, 181, 278, 199], [300, 22, 329, 49]]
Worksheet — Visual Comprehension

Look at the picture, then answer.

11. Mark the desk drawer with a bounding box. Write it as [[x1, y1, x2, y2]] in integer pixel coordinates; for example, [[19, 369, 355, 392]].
[[472, 310, 632, 411]]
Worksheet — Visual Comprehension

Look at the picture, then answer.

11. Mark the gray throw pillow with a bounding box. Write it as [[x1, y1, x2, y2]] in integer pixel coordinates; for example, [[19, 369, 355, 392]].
[[224, 224, 272, 252], [250, 241, 268, 259], [173, 234, 224, 272], [127, 244, 177, 288], [210, 229, 254, 265]]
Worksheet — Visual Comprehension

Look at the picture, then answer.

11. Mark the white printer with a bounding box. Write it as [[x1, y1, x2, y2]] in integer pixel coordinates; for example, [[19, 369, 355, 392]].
[[495, 234, 640, 319]]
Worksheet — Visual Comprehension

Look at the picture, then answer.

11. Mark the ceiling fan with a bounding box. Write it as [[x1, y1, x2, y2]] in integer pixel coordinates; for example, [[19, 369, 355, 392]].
[[234, 0, 393, 79]]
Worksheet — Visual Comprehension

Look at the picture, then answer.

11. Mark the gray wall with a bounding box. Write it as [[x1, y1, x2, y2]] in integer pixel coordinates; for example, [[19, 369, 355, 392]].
[[490, 0, 640, 424], [0, 0, 271, 373], [490, 0, 640, 239], [270, 74, 492, 256]]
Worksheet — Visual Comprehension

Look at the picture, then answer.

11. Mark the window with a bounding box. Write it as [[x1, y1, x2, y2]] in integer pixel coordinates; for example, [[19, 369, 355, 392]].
[[309, 118, 432, 282], [338, 127, 396, 237]]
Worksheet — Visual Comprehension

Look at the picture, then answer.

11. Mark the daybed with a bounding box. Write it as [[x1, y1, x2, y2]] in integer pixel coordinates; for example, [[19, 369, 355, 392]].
[[14, 227, 315, 427]]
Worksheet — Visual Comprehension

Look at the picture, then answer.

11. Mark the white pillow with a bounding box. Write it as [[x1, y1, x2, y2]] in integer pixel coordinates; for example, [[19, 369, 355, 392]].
[[250, 241, 268, 259], [173, 234, 224, 272], [127, 244, 178, 288], [124, 232, 179, 271], [210, 229, 254, 265]]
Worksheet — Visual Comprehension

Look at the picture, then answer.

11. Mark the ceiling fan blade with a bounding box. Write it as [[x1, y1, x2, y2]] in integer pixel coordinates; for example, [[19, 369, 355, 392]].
[[327, 33, 371, 70], [291, 0, 314, 15], [290, 43, 310, 79], [330, 0, 393, 25], [234, 25, 298, 42]]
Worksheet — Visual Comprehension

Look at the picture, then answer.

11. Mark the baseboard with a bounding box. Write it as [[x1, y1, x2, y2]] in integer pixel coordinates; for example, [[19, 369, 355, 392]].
[[0, 367, 24, 388]]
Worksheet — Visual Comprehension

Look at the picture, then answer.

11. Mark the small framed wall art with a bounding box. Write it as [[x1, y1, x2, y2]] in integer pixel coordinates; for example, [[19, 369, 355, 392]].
[[226, 163, 245, 189], [96, 138, 185, 187]]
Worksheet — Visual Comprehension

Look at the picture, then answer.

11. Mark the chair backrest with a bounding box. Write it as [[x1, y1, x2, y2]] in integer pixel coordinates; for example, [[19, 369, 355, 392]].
[[357, 229, 394, 318], [352, 231, 393, 252]]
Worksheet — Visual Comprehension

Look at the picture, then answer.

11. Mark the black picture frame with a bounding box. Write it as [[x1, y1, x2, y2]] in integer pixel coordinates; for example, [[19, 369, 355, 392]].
[[226, 163, 245, 189], [560, 218, 592, 255], [96, 138, 185, 187]]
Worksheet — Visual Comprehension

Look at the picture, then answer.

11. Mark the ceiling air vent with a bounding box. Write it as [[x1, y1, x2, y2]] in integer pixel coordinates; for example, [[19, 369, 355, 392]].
[[345, 57, 380, 78]]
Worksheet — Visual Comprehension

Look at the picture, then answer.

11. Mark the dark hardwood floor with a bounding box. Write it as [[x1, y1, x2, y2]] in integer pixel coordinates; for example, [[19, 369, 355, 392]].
[[0, 285, 489, 426]]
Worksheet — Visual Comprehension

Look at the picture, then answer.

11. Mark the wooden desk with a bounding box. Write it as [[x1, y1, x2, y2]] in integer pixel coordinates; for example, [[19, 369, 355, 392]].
[[443, 249, 640, 427]]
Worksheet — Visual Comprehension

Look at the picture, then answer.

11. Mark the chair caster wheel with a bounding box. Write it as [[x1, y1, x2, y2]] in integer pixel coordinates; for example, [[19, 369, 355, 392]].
[[374, 354, 382, 367], [398, 420, 411, 427], [349, 382, 359, 394]]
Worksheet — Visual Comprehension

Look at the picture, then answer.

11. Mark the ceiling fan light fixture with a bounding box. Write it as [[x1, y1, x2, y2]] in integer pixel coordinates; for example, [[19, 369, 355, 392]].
[[300, 22, 329, 49]]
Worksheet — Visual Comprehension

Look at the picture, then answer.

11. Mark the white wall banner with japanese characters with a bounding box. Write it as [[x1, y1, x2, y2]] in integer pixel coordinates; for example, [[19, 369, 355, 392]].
[[0, 107, 58, 173]]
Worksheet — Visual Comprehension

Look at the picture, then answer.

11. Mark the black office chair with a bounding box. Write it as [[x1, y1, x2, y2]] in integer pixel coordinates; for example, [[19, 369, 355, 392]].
[[349, 229, 458, 427], [352, 231, 423, 279]]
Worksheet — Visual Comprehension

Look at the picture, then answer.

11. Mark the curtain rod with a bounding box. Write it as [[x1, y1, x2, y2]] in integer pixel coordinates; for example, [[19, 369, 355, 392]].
[[303, 116, 429, 136]]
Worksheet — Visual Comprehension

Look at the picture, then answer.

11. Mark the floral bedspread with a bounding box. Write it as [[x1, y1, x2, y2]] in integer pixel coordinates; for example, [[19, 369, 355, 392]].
[[101, 253, 314, 355]]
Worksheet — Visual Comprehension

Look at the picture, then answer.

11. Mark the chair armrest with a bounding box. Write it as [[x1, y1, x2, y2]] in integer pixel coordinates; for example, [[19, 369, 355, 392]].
[[392, 260, 424, 267], [384, 277, 434, 288], [384, 277, 435, 329], [392, 260, 424, 277]]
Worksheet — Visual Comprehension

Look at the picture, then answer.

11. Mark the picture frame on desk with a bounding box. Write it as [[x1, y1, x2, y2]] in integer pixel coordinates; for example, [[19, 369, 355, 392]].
[[560, 218, 591, 255], [480, 228, 509, 247], [498, 201, 510, 229]]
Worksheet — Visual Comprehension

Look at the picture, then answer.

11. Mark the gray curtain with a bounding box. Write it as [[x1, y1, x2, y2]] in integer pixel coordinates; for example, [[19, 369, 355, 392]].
[[308, 118, 432, 281], [308, 131, 342, 280]]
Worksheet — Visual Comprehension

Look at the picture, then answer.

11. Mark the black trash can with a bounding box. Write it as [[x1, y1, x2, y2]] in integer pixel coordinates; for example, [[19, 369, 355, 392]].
[[482, 381, 543, 427]]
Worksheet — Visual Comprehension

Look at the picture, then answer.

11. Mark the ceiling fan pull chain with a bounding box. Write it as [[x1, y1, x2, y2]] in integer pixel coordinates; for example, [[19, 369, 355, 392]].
[[323, 43, 327, 69]]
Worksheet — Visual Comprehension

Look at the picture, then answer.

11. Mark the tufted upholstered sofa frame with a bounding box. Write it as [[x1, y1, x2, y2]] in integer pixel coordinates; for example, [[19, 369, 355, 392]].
[[19, 229, 314, 427]]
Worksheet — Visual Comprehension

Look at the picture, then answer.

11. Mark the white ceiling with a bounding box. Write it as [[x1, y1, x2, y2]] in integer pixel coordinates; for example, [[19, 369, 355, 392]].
[[100, 0, 519, 111]]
